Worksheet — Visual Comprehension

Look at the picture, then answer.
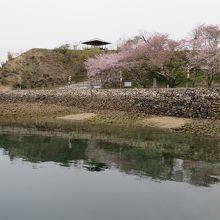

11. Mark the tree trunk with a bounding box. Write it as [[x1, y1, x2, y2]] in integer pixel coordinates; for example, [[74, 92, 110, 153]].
[[191, 80, 195, 88], [207, 73, 214, 88], [158, 69, 176, 88], [191, 70, 197, 88], [167, 77, 176, 88], [142, 84, 148, 88]]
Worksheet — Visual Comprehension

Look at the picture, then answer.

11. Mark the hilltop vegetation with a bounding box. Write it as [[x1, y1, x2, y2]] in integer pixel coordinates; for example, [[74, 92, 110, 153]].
[[1, 24, 220, 90], [0, 47, 105, 89]]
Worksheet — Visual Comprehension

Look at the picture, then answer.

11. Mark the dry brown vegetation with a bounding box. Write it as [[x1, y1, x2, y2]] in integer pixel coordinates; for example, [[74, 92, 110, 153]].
[[0, 48, 104, 89]]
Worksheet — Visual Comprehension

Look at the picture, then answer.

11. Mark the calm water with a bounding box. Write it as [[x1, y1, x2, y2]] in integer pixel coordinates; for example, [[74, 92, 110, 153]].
[[0, 129, 220, 220]]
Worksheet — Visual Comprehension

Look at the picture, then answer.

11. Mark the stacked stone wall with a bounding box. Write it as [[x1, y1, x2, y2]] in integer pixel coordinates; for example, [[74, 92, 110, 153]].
[[1, 88, 220, 119]]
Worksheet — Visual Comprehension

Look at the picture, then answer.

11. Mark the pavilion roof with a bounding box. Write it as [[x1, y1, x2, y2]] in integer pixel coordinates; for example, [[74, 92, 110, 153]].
[[82, 38, 111, 46]]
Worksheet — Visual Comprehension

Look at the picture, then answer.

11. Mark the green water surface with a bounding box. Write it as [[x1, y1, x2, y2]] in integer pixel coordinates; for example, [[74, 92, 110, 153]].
[[0, 128, 219, 220]]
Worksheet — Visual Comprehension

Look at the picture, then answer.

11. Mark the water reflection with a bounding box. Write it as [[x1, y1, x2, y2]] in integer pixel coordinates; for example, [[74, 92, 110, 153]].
[[0, 131, 220, 187]]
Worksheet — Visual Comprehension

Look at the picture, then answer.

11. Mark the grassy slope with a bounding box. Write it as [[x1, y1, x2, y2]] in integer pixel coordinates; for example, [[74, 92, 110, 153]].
[[0, 48, 105, 89]]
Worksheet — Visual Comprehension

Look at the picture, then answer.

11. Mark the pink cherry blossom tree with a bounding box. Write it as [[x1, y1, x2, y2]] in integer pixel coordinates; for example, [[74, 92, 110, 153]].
[[85, 43, 140, 86], [86, 33, 183, 88], [141, 33, 182, 87], [187, 25, 220, 87]]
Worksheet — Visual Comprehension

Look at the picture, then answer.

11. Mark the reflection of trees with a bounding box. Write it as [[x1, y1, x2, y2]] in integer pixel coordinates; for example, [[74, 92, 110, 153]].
[[0, 133, 220, 187], [83, 161, 109, 172], [86, 142, 220, 187], [0, 134, 88, 167]]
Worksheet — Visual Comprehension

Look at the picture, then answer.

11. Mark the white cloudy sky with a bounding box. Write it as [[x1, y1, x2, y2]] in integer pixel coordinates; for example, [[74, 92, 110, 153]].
[[0, 0, 219, 61]]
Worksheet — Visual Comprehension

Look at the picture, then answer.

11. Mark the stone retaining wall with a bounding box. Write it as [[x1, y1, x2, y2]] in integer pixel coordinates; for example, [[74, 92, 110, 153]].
[[0, 88, 220, 119]]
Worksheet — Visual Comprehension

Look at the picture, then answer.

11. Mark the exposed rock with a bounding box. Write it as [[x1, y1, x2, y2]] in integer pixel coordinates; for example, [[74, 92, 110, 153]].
[[0, 88, 220, 119]]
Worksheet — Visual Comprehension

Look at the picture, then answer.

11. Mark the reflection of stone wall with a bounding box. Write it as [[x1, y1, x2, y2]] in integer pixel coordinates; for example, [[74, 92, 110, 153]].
[[1, 88, 220, 118]]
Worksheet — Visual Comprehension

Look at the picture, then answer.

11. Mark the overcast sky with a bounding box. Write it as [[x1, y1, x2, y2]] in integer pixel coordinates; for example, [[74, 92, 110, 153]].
[[0, 0, 219, 61]]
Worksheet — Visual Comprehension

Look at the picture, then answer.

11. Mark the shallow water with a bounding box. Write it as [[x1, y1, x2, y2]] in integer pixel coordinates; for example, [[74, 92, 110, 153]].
[[0, 129, 220, 220]]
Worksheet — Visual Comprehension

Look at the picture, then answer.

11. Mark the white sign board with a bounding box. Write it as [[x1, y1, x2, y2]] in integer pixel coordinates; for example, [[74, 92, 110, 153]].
[[93, 85, 101, 89], [124, 82, 132, 87]]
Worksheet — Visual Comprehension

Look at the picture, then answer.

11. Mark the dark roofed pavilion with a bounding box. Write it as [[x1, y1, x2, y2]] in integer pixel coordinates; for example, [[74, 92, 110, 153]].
[[82, 38, 111, 47]]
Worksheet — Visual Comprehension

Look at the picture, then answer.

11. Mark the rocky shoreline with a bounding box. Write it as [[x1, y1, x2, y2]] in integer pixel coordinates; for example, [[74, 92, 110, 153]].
[[0, 88, 220, 137], [0, 101, 219, 137], [1, 87, 220, 119]]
